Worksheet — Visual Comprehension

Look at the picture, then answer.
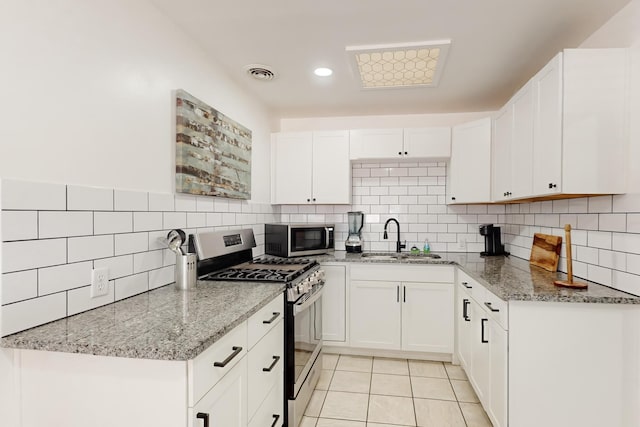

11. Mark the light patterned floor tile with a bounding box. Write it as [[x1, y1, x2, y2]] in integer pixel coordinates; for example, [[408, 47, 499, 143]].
[[367, 394, 416, 426], [459, 402, 493, 427], [408, 360, 447, 378], [336, 355, 373, 373], [414, 398, 466, 427], [317, 369, 334, 390], [330, 370, 371, 393], [373, 357, 409, 375], [444, 363, 468, 380], [316, 418, 366, 427], [323, 353, 339, 370], [411, 376, 456, 401], [305, 390, 327, 417], [300, 416, 318, 427], [451, 379, 480, 403], [320, 391, 369, 421], [370, 373, 412, 397]]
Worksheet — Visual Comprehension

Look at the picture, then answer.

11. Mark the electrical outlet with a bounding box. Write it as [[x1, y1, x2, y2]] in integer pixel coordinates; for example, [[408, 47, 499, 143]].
[[91, 267, 109, 298], [457, 237, 467, 251]]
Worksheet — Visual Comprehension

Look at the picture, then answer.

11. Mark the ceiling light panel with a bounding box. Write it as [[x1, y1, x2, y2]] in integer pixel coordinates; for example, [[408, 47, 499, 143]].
[[346, 40, 451, 89]]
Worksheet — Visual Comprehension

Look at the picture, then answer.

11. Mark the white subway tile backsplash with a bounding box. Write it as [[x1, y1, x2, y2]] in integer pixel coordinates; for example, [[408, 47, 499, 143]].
[[2, 239, 67, 273], [612, 270, 640, 296], [148, 192, 175, 212], [626, 254, 640, 275], [206, 213, 222, 227], [1, 292, 67, 336], [588, 196, 613, 213], [187, 212, 207, 228], [39, 211, 93, 238], [612, 194, 640, 213], [114, 272, 148, 300], [598, 249, 626, 271], [93, 255, 133, 279], [1, 179, 66, 211], [114, 233, 148, 256], [577, 214, 599, 230], [598, 214, 627, 232], [612, 233, 640, 254], [67, 282, 115, 316], [67, 185, 113, 211], [222, 213, 236, 225], [114, 190, 148, 211], [175, 194, 197, 212], [195, 197, 214, 212], [577, 246, 599, 264], [38, 261, 92, 295], [627, 214, 640, 233], [133, 212, 163, 232], [163, 212, 187, 229], [94, 212, 133, 235], [1, 270, 38, 304], [588, 264, 612, 286], [68, 235, 114, 263], [149, 266, 175, 290], [1, 211, 38, 241], [133, 250, 164, 274]]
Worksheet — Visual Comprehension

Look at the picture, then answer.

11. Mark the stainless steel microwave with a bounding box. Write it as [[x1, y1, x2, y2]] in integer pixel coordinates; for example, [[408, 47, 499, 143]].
[[265, 224, 334, 257]]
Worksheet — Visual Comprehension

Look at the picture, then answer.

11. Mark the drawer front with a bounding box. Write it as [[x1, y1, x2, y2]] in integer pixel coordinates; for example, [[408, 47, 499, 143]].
[[351, 264, 454, 283], [248, 294, 284, 349], [482, 291, 508, 330], [248, 319, 284, 418], [458, 270, 486, 302], [190, 321, 248, 407], [248, 373, 284, 427]]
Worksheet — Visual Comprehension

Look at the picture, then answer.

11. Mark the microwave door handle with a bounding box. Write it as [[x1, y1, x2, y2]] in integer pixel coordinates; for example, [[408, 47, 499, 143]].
[[325, 227, 330, 249]]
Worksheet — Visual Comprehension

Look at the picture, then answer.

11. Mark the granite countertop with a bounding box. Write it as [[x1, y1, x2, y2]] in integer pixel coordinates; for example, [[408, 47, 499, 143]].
[[316, 251, 640, 305], [1, 280, 285, 361]]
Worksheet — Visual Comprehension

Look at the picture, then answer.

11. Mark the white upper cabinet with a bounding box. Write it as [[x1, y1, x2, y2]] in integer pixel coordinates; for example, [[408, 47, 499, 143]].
[[510, 83, 534, 199], [271, 131, 351, 204], [447, 118, 492, 204], [492, 106, 513, 201], [350, 127, 451, 160]]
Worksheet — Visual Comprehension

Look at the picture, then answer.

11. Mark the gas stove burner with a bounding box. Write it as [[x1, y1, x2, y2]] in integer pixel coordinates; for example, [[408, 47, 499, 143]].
[[252, 257, 313, 265]]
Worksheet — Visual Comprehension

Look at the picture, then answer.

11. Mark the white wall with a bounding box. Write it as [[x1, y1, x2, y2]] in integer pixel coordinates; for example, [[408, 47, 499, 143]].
[[0, 0, 276, 201]]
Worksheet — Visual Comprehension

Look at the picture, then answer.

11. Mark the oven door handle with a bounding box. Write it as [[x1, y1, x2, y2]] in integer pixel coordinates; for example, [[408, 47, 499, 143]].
[[293, 284, 324, 316]]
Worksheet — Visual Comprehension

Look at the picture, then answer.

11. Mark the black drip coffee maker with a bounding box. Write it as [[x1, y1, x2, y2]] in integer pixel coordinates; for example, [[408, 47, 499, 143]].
[[479, 224, 508, 256]]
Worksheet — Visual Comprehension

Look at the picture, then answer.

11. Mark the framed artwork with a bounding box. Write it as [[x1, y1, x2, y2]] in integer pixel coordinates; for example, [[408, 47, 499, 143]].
[[175, 89, 251, 199]]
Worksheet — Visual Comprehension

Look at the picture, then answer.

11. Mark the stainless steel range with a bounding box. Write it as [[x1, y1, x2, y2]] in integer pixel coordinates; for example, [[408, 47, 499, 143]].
[[190, 229, 324, 427]]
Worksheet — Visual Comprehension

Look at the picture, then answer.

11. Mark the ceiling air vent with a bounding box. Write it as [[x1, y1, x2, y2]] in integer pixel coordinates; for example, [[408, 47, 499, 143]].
[[245, 64, 277, 81]]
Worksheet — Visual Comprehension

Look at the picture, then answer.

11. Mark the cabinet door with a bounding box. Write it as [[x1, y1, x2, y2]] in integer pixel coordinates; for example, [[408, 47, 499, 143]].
[[322, 265, 347, 343], [312, 131, 351, 204], [401, 282, 454, 353], [510, 83, 534, 199], [456, 286, 473, 370], [488, 320, 508, 427], [403, 127, 451, 158], [349, 280, 401, 350], [192, 357, 247, 427], [449, 118, 492, 204], [271, 132, 313, 204], [492, 106, 513, 201], [349, 129, 403, 160], [469, 300, 490, 405], [532, 52, 563, 196]]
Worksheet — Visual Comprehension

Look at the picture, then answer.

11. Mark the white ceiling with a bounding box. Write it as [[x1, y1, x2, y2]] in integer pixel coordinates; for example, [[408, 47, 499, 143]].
[[151, 0, 631, 118]]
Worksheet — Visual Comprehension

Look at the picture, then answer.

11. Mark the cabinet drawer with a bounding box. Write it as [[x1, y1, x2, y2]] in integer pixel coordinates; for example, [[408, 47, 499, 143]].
[[189, 321, 248, 407], [351, 264, 454, 283], [482, 291, 508, 330], [248, 374, 284, 427], [458, 270, 486, 302], [248, 319, 284, 418], [248, 294, 284, 349]]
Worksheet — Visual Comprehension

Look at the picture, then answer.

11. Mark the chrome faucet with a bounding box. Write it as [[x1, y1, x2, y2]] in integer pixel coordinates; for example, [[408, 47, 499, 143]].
[[383, 218, 406, 253]]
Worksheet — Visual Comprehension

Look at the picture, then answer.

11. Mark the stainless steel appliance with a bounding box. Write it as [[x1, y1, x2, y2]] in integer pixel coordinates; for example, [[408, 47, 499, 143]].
[[345, 211, 364, 253], [479, 224, 508, 256], [265, 223, 334, 257], [190, 229, 324, 427]]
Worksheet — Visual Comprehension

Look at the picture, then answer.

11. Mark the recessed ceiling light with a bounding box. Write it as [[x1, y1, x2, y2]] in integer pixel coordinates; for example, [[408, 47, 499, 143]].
[[346, 40, 451, 89], [314, 67, 333, 77]]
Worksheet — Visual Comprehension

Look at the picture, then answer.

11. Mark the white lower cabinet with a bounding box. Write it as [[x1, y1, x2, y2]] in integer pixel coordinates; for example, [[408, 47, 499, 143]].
[[457, 272, 508, 427], [321, 264, 347, 343], [349, 265, 454, 354]]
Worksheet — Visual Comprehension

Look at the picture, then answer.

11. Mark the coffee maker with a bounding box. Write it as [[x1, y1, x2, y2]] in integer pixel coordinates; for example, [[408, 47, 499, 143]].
[[346, 211, 364, 253], [479, 224, 508, 256]]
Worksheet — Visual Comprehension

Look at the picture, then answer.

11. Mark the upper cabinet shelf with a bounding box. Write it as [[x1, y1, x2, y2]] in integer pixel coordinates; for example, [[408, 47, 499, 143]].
[[350, 127, 451, 160]]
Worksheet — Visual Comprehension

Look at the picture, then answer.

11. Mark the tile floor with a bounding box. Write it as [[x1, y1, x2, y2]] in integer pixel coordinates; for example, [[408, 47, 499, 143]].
[[300, 354, 493, 427]]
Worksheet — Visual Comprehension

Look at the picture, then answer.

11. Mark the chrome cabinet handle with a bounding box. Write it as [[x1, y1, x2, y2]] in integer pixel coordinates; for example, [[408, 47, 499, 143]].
[[263, 355, 281, 372], [263, 312, 280, 324], [196, 412, 209, 427], [213, 346, 243, 367], [484, 302, 499, 312]]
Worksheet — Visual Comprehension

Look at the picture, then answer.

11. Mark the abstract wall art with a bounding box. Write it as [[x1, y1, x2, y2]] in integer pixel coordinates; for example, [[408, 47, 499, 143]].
[[175, 89, 251, 199]]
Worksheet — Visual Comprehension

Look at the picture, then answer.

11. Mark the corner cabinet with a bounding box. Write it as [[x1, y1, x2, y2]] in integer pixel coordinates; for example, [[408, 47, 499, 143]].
[[447, 118, 492, 204], [349, 127, 451, 160], [349, 264, 454, 354], [271, 131, 351, 204]]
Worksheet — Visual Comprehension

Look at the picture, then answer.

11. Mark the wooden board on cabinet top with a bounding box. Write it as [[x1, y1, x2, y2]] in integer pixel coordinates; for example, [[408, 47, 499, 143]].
[[529, 233, 562, 272]]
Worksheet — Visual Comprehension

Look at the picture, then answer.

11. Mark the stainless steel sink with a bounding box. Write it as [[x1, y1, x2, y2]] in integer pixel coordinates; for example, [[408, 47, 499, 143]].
[[360, 252, 442, 260]]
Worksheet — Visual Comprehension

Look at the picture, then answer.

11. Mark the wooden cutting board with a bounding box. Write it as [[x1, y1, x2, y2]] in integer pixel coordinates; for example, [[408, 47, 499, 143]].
[[530, 233, 563, 272]]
